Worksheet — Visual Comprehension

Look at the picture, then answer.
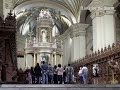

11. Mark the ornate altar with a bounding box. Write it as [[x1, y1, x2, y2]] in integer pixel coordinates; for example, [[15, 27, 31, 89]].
[[0, 11, 17, 82], [25, 9, 63, 67]]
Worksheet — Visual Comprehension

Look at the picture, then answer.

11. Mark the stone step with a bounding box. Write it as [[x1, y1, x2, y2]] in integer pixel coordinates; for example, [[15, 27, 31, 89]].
[[0, 84, 120, 90]]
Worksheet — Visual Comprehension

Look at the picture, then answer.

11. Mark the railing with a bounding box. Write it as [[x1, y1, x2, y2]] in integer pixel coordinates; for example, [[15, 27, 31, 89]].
[[71, 43, 120, 84]]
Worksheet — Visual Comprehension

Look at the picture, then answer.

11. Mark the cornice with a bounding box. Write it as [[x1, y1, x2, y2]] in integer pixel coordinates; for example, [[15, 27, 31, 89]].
[[70, 23, 89, 38], [90, 9, 115, 19], [88, 0, 117, 8], [88, 0, 117, 19], [57, 23, 89, 40]]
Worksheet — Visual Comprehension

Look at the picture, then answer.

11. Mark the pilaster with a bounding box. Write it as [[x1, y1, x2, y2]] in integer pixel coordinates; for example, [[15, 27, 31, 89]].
[[70, 23, 89, 62], [3, 0, 13, 18], [88, 0, 117, 51]]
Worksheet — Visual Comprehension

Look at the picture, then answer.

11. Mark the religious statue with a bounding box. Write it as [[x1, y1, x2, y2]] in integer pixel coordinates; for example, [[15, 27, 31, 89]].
[[33, 37, 36, 43], [39, 9, 51, 19], [41, 30, 47, 42], [41, 54, 49, 64]]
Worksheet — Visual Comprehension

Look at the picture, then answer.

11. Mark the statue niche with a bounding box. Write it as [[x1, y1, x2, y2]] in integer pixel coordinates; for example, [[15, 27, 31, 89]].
[[41, 29, 47, 42]]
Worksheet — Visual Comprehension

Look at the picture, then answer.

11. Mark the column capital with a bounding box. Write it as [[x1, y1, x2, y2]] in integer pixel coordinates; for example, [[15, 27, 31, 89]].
[[88, 0, 117, 19], [70, 23, 89, 38], [91, 9, 115, 19]]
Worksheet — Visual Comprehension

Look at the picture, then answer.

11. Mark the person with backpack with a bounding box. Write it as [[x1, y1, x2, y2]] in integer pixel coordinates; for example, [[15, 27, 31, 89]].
[[65, 64, 74, 84], [92, 64, 99, 84]]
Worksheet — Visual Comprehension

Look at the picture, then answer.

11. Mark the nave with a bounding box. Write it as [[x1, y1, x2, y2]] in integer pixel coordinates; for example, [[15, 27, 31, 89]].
[[0, 0, 120, 88]]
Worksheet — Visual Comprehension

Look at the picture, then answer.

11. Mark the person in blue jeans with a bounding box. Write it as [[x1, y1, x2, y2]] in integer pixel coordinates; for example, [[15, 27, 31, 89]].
[[78, 67, 84, 84], [82, 66, 88, 84], [48, 64, 53, 84], [65, 64, 74, 84], [41, 61, 49, 84]]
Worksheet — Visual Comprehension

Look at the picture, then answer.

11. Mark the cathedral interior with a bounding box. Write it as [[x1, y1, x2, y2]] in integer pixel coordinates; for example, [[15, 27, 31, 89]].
[[0, 0, 120, 85]]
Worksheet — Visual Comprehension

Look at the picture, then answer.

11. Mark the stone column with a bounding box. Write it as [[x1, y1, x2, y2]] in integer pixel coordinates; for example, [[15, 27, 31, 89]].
[[24, 54, 27, 68], [0, 0, 3, 17], [89, 0, 117, 51], [54, 52, 57, 65], [51, 53, 53, 66], [60, 54, 63, 65], [49, 29, 52, 42], [62, 36, 71, 65], [70, 24, 89, 61], [102, 10, 116, 47], [3, 0, 13, 18], [33, 53, 36, 67], [36, 53, 40, 64]]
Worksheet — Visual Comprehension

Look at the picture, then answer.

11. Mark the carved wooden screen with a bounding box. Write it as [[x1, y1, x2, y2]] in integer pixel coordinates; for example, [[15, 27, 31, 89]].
[[0, 12, 17, 82]]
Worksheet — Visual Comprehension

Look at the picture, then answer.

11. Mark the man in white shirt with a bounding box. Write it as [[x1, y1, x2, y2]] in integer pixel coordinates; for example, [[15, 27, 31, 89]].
[[78, 67, 84, 84], [82, 65, 88, 84]]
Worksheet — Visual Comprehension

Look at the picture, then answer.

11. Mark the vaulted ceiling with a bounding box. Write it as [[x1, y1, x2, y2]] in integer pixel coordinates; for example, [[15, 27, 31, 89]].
[[11, 0, 85, 35], [13, 0, 83, 21]]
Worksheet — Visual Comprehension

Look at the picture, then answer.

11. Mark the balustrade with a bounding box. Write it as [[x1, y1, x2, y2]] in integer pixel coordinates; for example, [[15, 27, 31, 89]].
[[71, 43, 120, 84]]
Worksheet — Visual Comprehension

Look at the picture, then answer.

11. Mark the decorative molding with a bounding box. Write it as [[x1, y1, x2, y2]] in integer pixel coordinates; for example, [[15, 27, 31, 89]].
[[88, 0, 117, 19], [70, 23, 89, 38], [57, 23, 89, 40], [91, 10, 104, 19], [104, 9, 115, 15], [91, 8, 115, 19], [88, 0, 117, 8]]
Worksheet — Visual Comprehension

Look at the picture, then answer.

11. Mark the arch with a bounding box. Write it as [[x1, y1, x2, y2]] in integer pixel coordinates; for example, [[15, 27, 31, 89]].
[[79, 0, 92, 23], [13, 0, 77, 24]]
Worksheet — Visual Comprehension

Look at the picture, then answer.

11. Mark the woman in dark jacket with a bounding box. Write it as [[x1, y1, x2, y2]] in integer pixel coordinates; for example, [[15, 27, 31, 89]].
[[34, 63, 41, 84]]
